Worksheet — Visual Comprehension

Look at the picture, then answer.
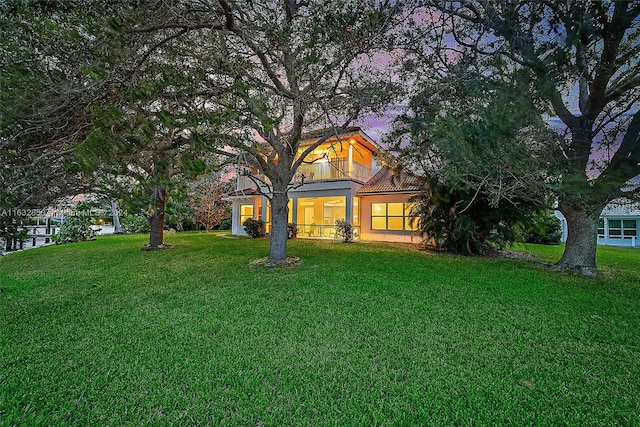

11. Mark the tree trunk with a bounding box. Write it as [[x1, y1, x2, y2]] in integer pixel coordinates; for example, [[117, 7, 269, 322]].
[[556, 201, 604, 275], [111, 199, 122, 234], [269, 190, 289, 262], [147, 185, 166, 248], [5, 223, 16, 252]]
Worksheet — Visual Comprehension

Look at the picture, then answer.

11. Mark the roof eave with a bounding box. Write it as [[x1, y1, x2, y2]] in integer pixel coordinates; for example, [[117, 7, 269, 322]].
[[357, 190, 420, 196]]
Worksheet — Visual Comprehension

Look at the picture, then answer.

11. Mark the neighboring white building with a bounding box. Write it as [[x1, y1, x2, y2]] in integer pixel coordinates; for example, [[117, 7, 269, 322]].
[[555, 200, 640, 248]]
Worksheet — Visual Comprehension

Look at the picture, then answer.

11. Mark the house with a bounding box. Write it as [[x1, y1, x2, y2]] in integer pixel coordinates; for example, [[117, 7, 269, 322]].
[[555, 199, 640, 248], [597, 200, 639, 247], [224, 127, 421, 243]]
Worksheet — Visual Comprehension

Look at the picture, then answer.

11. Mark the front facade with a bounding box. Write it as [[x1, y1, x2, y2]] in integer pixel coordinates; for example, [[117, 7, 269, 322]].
[[224, 128, 422, 243]]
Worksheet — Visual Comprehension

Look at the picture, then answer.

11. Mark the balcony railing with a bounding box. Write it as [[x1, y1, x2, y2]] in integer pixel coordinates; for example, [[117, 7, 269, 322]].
[[267, 222, 360, 240], [236, 159, 371, 191], [294, 159, 370, 183]]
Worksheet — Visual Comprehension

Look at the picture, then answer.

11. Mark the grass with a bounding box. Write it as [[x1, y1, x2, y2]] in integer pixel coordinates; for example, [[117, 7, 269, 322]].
[[1, 233, 639, 426]]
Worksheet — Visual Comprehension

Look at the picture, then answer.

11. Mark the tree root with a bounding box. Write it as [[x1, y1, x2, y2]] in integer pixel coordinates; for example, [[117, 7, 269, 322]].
[[552, 263, 597, 276]]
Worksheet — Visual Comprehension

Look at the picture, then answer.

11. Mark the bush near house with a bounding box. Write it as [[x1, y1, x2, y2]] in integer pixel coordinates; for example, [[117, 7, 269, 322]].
[[525, 213, 562, 245], [52, 216, 96, 244], [334, 219, 354, 243], [287, 223, 298, 239], [217, 217, 232, 230], [243, 218, 265, 238], [120, 215, 150, 234], [410, 178, 547, 255]]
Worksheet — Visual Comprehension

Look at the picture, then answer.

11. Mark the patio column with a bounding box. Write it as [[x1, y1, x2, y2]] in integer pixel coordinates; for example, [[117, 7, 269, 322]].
[[232, 202, 240, 235], [291, 197, 298, 226], [261, 196, 268, 223], [348, 143, 353, 178]]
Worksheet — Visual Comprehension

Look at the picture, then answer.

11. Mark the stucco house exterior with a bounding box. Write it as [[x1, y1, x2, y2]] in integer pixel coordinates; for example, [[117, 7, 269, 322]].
[[223, 127, 422, 243]]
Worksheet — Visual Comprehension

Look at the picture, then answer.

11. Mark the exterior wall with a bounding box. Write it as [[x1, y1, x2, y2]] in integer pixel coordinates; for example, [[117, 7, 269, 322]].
[[359, 193, 419, 244], [287, 180, 362, 194], [231, 197, 262, 236], [235, 166, 262, 191]]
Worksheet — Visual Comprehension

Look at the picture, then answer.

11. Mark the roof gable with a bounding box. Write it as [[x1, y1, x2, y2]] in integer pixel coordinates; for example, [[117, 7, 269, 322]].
[[298, 127, 379, 153]]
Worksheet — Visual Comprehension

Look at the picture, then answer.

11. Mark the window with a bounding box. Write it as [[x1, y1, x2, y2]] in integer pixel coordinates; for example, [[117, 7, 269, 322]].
[[371, 202, 418, 231], [608, 219, 622, 237], [371, 203, 387, 230], [623, 220, 637, 238], [239, 204, 254, 225], [323, 201, 345, 225], [606, 219, 637, 239]]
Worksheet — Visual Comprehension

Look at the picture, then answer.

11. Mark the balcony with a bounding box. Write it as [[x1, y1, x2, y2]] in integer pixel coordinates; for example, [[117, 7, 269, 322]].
[[294, 159, 371, 183]]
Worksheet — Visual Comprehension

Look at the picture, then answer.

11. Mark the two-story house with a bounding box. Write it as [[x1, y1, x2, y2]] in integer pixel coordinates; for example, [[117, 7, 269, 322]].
[[224, 127, 421, 243]]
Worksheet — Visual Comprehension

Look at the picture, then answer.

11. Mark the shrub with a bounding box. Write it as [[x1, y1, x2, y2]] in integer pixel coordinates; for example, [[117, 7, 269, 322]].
[[217, 217, 232, 230], [120, 215, 150, 234], [410, 179, 542, 255], [52, 216, 96, 244], [242, 218, 265, 238], [334, 219, 354, 243], [525, 213, 562, 245], [287, 223, 299, 239]]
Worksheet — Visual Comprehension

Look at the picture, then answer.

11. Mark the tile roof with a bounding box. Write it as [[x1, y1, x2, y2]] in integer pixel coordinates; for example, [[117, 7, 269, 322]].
[[357, 166, 422, 195]]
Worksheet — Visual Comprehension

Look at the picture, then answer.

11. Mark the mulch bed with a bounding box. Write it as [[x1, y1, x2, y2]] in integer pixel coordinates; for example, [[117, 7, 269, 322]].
[[249, 256, 302, 269]]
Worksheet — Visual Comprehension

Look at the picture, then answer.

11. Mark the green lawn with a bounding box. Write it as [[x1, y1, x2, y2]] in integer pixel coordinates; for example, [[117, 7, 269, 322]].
[[1, 234, 639, 426]]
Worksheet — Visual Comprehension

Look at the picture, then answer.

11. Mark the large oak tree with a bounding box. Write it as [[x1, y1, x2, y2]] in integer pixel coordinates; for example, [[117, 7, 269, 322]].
[[388, 64, 556, 254], [0, 1, 111, 209], [125, 0, 400, 261], [419, 0, 640, 273]]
